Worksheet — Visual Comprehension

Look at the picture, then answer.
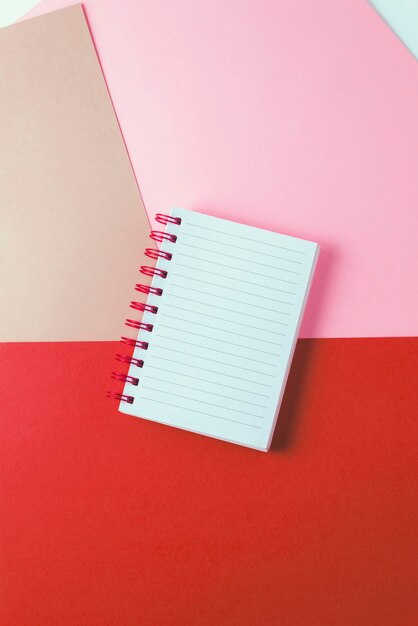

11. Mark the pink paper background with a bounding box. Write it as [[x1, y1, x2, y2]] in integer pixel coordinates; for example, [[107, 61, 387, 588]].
[[26, 0, 418, 338]]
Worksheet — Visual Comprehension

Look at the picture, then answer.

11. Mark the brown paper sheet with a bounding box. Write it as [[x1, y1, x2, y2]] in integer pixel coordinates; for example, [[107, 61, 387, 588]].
[[0, 5, 151, 341]]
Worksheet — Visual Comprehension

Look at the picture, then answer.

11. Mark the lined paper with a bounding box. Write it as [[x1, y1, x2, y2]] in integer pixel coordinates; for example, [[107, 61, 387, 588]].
[[120, 208, 319, 450]]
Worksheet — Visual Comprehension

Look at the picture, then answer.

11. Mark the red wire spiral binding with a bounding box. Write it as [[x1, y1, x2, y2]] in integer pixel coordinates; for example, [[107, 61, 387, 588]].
[[150, 230, 177, 243], [121, 336, 149, 350], [156, 214, 182, 225], [111, 372, 139, 386], [135, 283, 163, 296], [130, 301, 158, 314], [145, 248, 172, 261], [140, 265, 168, 279], [108, 212, 180, 404], [125, 319, 153, 332], [106, 392, 134, 404], [115, 354, 144, 368]]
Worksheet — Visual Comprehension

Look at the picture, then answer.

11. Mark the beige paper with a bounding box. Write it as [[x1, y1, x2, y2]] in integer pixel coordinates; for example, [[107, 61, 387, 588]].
[[0, 5, 152, 341]]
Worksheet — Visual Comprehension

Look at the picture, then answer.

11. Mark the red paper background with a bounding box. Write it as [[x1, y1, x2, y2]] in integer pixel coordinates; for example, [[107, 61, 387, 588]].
[[1, 338, 417, 625]]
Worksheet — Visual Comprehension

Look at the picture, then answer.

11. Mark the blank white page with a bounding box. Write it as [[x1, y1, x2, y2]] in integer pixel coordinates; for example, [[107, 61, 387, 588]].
[[120, 208, 319, 450]]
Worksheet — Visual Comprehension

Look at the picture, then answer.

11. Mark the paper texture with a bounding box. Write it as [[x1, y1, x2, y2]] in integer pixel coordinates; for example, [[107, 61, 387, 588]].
[[25, 0, 418, 338], [369, 0, 418, 59], [0, 0, 40, 27], [120, 208, 319, 450], [0, 5, 151, 341]]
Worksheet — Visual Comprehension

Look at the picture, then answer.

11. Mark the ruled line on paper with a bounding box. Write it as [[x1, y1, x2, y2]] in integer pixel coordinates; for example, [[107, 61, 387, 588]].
[[178, 243, 302, 276], [157, 324, 283, 355], [174, 263, 297, 295], [169, 280, 291, 312], [178, 242, 300, 280], [151, 347, 275, 377], [144, 376, 267, 408], [156, 334, 279, 366], [181, 232, 304, 266], [165, 302, 289, 327], [147, 356, 274, 385], [182, 234, 304, 267], [145, 365, 271, 397], [158, 315, 285, 345], [182, 221, 307, 255], [140, 386, 266, 419], [138, 396, 263, 429], [169, 281, 295, 304], [175, 253, 299, 285], [171, 270, 295, 302], [171, 271, 297, 294], [170, 272, 298, 299]]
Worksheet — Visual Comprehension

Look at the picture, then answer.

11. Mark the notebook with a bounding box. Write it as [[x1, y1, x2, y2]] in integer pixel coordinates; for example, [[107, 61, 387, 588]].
[[0, 5, 151, 341], [110, 208, 319, 451]]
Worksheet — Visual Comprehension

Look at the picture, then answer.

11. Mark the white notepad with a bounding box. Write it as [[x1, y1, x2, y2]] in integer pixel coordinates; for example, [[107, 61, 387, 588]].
[[117, 208, 319, 450]]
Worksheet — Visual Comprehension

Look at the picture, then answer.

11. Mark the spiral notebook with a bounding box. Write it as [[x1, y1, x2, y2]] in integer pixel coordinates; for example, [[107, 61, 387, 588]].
[[110, 208, 319, 451]]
